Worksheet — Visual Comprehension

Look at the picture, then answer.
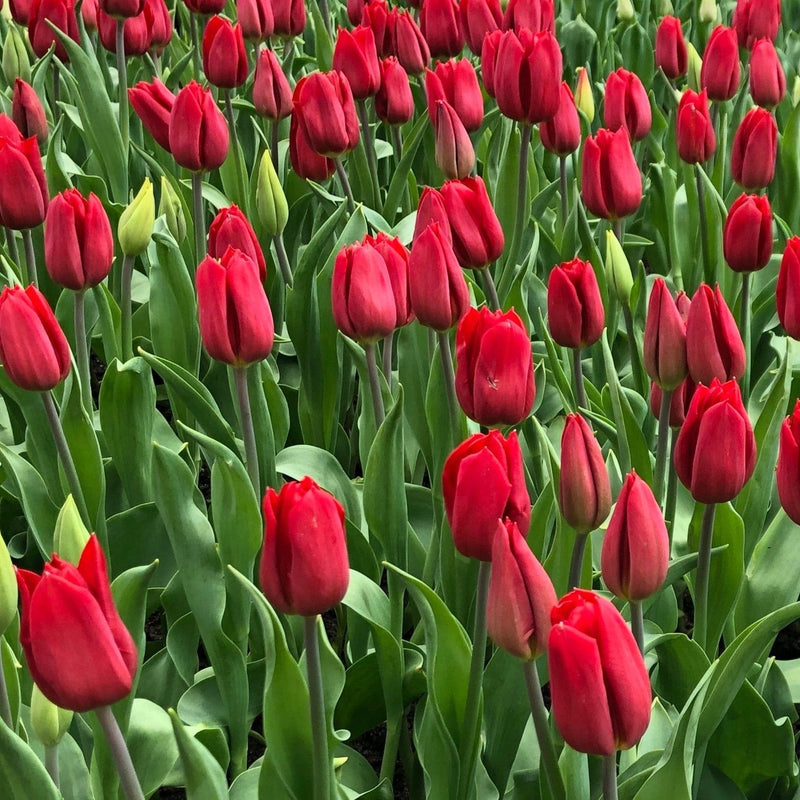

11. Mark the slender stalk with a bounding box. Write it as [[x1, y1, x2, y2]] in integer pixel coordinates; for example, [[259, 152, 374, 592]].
[[602, 753, 619, 800], [381, 332, 394, 388], [0, 658, 12, 728], [45, 745, 60, 789], [740, 272, 751, 404], [271, 119, 280, 172], [192, 172, 205, 263], [233, 365, 260, 496], [380, 714, 403, 784], [4, 228, 18, 268], [417, 75, 427, 108], [568, 531, 589, 589], [654, 388, 673, 506], [317, 0, 332, 33], [190, 14, 201, 79], [74, 291, 93, 413], [695, 165, 711, 284], [335, 160, 356, 214], [22, 228, 38, 287], [224, 90, 249, 212], [630, 600, 645, 655], [480, 268, 500, 311], [52, 66, 61, 125], [274, 233, 293, 287], [120, 255, 135, 361], [304, 616, 332, 800], [95, 706, 145, 800], [613, 218, 624, 243], [505, 123, 532, 278], [437, 331, 461, 445], [116, 20, 129, 153], [622, 303, 646, 395], [572, 347, 588, 411], [456, 561, 491, 800], [694, 503, 717, 656], [523, 660, 567, 800], [392, 126, 412, 215], [357, 99, 381, 207], [665, 435, 678, 543], [559, 155, 568, 231], [365, 342, 386, 427]]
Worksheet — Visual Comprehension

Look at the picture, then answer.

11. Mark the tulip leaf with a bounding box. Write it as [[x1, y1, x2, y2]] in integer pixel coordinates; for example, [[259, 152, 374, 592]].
[[383, 115, 428, 225], [397, 322, 434, 474], [245, 361, 278, 492], [126, 699, 180, 796], [778, 104, 800, 232], [0, 714, 61, 799], [169, 710, 229, 800]]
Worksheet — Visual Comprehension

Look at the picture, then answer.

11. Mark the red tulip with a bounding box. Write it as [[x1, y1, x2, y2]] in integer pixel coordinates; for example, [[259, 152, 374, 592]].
[[0, 135, 49, 230], [643, 278, 687, 390], [603, 68, 652, 142], [375, 58, 415, 125], [723, 193, 772, 273], [547, 258, 604, 349], [581, 127, 642, 221], [749, 38, 786, 108], [169, 81, 229, 172], [365, 232, 413, 328], [202, 17, 248, 89], [650, 376, 696, 428], [777, 237, 800, 339], [655, 16, 687, 80], [28, 0, 80, 61], [362, 0, 391, 56], [129, 79, 176, 153], [419, 0, 463, 58], [701, 26, 740, 102], [777, 401, 800, 524], [207, 206, 268, 282], [292, 72, 359, 158], [413, 186, 450, 244], [237, 0, 273, 41], [182, 0, 225, 13], [501, 0, 554, 34], [426, 59, 483, 132], [9, 0, 33, 24], [433, 100, 475, 180], [146, 0, 172, 53], [333, 26, 381, 100], [12, 80, 48, 145], [459, 0, 501, 55], [480, 29, 502, 99], [253, 49, 293, 121], [97, 7, 152, 55], [389, 8, 430, 75], [733, 0, 781, 49], [289, 113, 336, 181], [98, 0, 142, 17], [676, 89, 715, 165], [730, 107, 777, 190], [269, 0, 304, 37], [540, 82, 581, 157]]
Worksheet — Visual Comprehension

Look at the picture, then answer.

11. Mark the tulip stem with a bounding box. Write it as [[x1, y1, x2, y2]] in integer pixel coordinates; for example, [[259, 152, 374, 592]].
[[480, 268, 501, 311], [572, 347, 588, 411], [95, 706, 145, 800], [45, 744, 59, 789], [74, 291, 93, 413], [740, 272, 751, 405], [665, 435, 678, 542], [456, 560, 491, 800], [392, 126, 412, 215], [365, 342, 386, 427], [437, 331, 461, 446], [630, 600, 645, 655], [568, 531, 589, 590], [335, 160, 356, 214], [52, 68, 61, 126], [559, 155, 569, 232], [120, 255, 135, 361], [357, 99, 381, 208], [381, 332, 394, 389], [654, 388, 673, 507], [695, 165, 712, 285], [4, 227, 18, 269], [0, 657, 12, 729], [21, 228, 38, 287], [192, 172, 205, 264], [316, 0, 332, 35], [225, 90, 249, 214], [523, 660, 567, 800], [602, 753, 619, 800], [190, 14, 202, 80], [233, 365, 260, 497], [304, 616, 333, 800], [274, 233, 294, 287], [505, 123, 532, 282], [694, 502, 717, 657], [116, 20, 129, 154], [270, 120, 280, 172], [42, 391, 91, 528], [622, 303, 646, 396]]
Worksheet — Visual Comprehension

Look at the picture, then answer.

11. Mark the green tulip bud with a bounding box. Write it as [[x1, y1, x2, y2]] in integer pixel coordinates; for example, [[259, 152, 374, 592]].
[[699, 0, 718, 23], [119, 179, 155, 257], [2, 28, 31, 86], [53, 495, 91, 566], [158, 177, 187, 244], [30, 684, 73, 747], [255, 150, 289, 237], [0, 532, 16, 636], [617, 0, 635, 21], [605, 230, 633, 305], [574, 67, 595, 123], [658, 0, 674, 13], [687, 43, 702, 93], [792, 77, 800, 108], [0, 0, 11, 21]]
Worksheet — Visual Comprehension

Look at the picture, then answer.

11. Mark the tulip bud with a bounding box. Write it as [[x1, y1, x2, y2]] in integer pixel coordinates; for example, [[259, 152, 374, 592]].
[[540, 82, 581, 157], [426, 58, 483, 132], [655, 16, 687, 80], [559, 414, 611, 534], [723, 193, 772, 274], [700, 26, 740, 102], [413, 186, 450, 244], [487, 519, 557, 660], [0, 135, 49, 230], [146, 0, 172, 53], [28, 0, 80, 61], [260, 477, 349, 616], [749, 38, 786, 108], [674, 378, 756, 503], [434, 100, 475, 180], [96, 8, 153, 56], [604, 230, 634, 305], [158, 177, 186, 243], [733, 0, 780, 49], [253, 48, 293, 121], [362, 0, 391, 56], [687, 43, 703, 92], [777, 401, 800, 524], [53, 494, 91, 566], [604, 68, 651, 142], [549, 590, 652, 755], [333, 25, 381, 99], [699, 0, 717, 24], [574, 67, 595, 122], [118, 179, 155, 257], [731, 107, 778, 190], [208, 206, 267, 282], [366, 233, 413, 328], [547, 258, 604, 349], [502, 0, 554, 34], [256, 150, 289, 237], [650, 376, 696, 428], [271, 0, 304, 36], [237, 0, 273, 41], [289, 112, 336, 181], [480, 29, 502, 99], [676, 89, 715, 165], [459, 0, 501, 55], [617, 0, 634, 21], [202, 16, 248, 89], [582, 129, 642, 222], [0, 532, 16, 636], [12, 79, 48, 144], [442, 430, 531, 561], [129, 79, 176, 153], [3, 28, 31, 86], [375, 57, 415, 125], [419, 0, 464, 59], [643, 278, 688, 390], [169, 81, 229, 173], [183, 0, 225, 12], [30, 685, 73, 747], [777, 237, 800, 339], [292, 72, 359, 158], [389, 8, 430, 75]]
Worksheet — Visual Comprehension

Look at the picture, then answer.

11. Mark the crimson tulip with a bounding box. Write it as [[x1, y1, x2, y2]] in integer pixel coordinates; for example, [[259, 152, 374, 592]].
[[270, 0, 304, 37], [253, 49, 293, 121], [777, 401, 800, 524], [650, 377, 696, 428], [9, 0, 33, 23], [749, 38, 786, 108], [202, 16, 248, 89], [701, 26, 740, 102], [96, 7, 152, 55], [182, 0, 225, 13], [0, 135, 49, 230], [169, 82, 229, 172], [28, 0, 80, 60], [12, 80, 48, 145], [480, 29, 502, 99], [547, 258, 604, 350], [603, 67, 652, 142], [459, 0, 501, 55], [146, 0, 172, 54], [389, 9, 430, 75], [289, 113, 336, 181], [362, 0, 391, 56], [419, 0, 463, 59], [581, 127, 642, 221], [433, 100, 474, 180], [237, 0, 273, 41], [733, 0, 781, 49], [413, 186, 450, 244], [501, 0, 554, 33], [333, 26, 382, 100], [98, 0, 142, 16], [540, 82, 581, 157], [730, 107, 778, 190], [292, 72, 359, 158], [365, 232, 413, 328], [777, 237, 800, 339], [375, 58, 415, 125], [723, 193, 772, 273], [426, 59, 483, 132], [655, 16, 687, 80], [129, 79, 176, 153], [676, 89, 715, 165], [207, 206, 268, 282], [643, 278, 688, 390]]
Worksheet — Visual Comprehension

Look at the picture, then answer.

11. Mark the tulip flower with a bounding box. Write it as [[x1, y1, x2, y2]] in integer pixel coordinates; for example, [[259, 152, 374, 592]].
[[487, 518, 557, 660], [656, 16, 687, 80], [777, 237, 800, 339], [27, 0, 80, 60], [749, 38, 786, 108], [426, 59, 484, 132], [365, 232, 413, 328], [413, 186, 450, 244], [16, 535, 138, 712], [0, 134, 49, 230], [733, 0, 781, 49], [289, 112, 336, 181], [459, 0, 501, 55], [574, 66, 595, 121], [237, 0, 273, 41], [208, 206, 268, 282], [650, 376, 696, 428], [96, 8, 152, 55], [480, 29, 502, 98], [169, 81, 229, 172], [145, 0, 172, 54], [676, 89, 715, 165], [389, 9, 430, 75], [419, 0, 463, 58], [547, 258, 604, 350], [581, 128, 642, 221], [540, 82, 581, 157], [183, 0, 225, 11], [501, 0, 554, 33], [292, 72, 359, 158], [375, 58, 415, 125], [270, 0, 305, 37], [98, 0, 142, 16], [255, 150, 289, 238], [643, 278, 688, 391], [777, 401, 800, 525], [260, 477, 350, 616], [12, 79, 48, 144], [129, 78, 176, 153], [731, 107, 778, 189], [9, 0, 33, 24], [433, 100, 474, 180], [548, 590, 652, 755], [674, 378, 756, 504], [700, 26, 740, 102], [454, 306, 535, 427], [361, 0, 390, 54], [685, 283, 746, 385], [603, 68, 652, 142], [442, 430, 530, 561], [253, 49, 293, 122], [202, 16, 248, 89], [196, 247, 274, 367], [333, 26, 381, 99], [723, 193, 772, 273]]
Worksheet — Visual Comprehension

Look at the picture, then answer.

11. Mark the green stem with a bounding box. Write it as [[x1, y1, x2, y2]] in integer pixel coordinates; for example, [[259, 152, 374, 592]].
[[0, 656, 12, 729], [392, 125, 412, 215], [740, 272, 751, 405], [224, 90, 249, 213], [357, 99, 380, 207], [381, 332, 394, 390], [190, 14, 201, 79], [572, 347, 588, 411], [568, 531, 589, 590], [480, 268, 500, 311], [602, 753, 619, 800], [695, 165, 712, 284], [3, 228, 18, 268], [192, 171, 206, 264], [437, 331, 461, 445], [95, 706, 145, 800], [52, 66, 61, 126], [504, 123, 532, 283], [335, 160, 356, 214], [630, 600, 644, 655], [116, 20, 129, 154], [41, 391, 91, 528], [380, 575, 404, 783], [92, 284, 122, 361], [270, 119, 280, 172], [456, 561, 491, 800], [654, 388, 673, 506], [274, 233, 293, 287], [45, 744, 59, 789], [622, 303, 646, 395], [233, 365, 260, 497], [559, 155, 568, 232], [694, 502, 717, 656], [120, 255, 135, 361], [304, 616, 332, 800], [523, 660, 567, 800], [317, 0, 332, 34], [74, 291, 93, 413], [665, 434, 678, 543], [22, 228, 37, 287], [365, 341, 386, 427]]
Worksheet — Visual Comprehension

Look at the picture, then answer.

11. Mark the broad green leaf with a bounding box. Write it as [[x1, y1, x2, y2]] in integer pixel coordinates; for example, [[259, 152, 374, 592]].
[[0, 715, 61, 798], [127, 699, 180, 796], [169, 710, 229, 800]]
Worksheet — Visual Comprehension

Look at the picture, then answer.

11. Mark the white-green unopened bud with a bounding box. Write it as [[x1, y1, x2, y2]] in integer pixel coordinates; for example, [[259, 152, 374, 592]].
[[158, 177, 187, 244], [256, 150, 289, 237], [792, 77, 800, 108], [2, 28, 30, 85], [699, 0, 718, 24], [53, 495, 91, 566], [617, 0, 635, 21], [31, 684, 73, 747], [605, 230, 633, 305], [0, 532, 16, 636], [687, 43, 702, 93], [119, 179, 155, 257], [658, 0, 674, 14]]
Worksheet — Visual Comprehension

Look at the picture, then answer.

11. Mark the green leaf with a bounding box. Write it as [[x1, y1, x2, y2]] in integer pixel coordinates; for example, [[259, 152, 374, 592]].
[[169, 709, 229, 800], [0, 715, 61, 798], [127, 699, 180, 796], [383, 115, 428, 225]]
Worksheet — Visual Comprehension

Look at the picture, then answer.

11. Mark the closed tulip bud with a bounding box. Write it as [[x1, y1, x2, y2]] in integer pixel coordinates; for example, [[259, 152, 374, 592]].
[[12, 79, 48, 145], [0, 285, 70, 391], [733, 0, 780, 49], [480, 29, 502, 98], [253, 49, 293, 121], [549, 590, 652, 755], [723, 193, 772, 273], [97, 8, 153, 55], [686, 283, 745, 385], [44, 190, 113, 291], [442, 430, 530, 561], [158, 176, 187, 243], [604, 68, 652, 142], [487, 519, 557, 660], [502, 0, 554, 33], [419, 0, 463, 58], [362, 0, 391, 56], [687, 43, 703, 92], [129, 79, 176, 153], [332, 239, 399, 343], [260, 477, 349, 616], [604, 230, 634, 304], [674, 378, 755, 503], [293, 72, 359, 158], [676, 88, 715, 164], [202, 17, 248, 89], [582, 129, 642, 221], [333, 26, 381, 99], [656, 16, 687, 80], [208, 205, 267, 282], [644, 278, 688, 390], [255, 150, 289, 237], [366, 232, 413, 328], [169, 82, 229, 172], [289, 112, 336, 181], [197, 247, 274, 366], [777, 401, 800, 524], [3, 28, 31, 86], [118, 179, 155, 257], [0, 532, 16, 636], [390, 9, 430, 75], [494, 29, 562, 124], [426, 59, 483, 132], [749, 38, 786, 108], [183, 0, 225, 12], [731, 107, 778, 190], [699, 0, 718, 23], [99, 0, 142, 17], [701, 26, 740, 102], [409, 222, 470, 331], [778, 237, 800, 339], [574, 67, 595, 122], [434, 100, 475, 180], [53, 495, 91, 566], [601, 472, 669, 602], [237, 0, 273, 41], [270, 0, 304, 37], [0, 135, 49, 230], [28, 0, 80, 61], [439, 177, 504, 269], [540, 82, 581, 156], [81, 0, 98, 28], [146, 0, 172, 53], [413, 186, 450, 243], [347, 0, 365, 25], [616, 0, 634, 21], [16, 535, 138, 711], [30, 685, 73, 748], [460, 0, 501, 55], [8, 0, 32, 25], [650, 376, 696, 428], [548, 258, 604, 350], [376, 57, 415, 125]]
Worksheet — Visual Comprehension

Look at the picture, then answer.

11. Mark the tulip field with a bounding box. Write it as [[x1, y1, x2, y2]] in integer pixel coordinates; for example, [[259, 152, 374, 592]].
[[3, 0, 800, 797]]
